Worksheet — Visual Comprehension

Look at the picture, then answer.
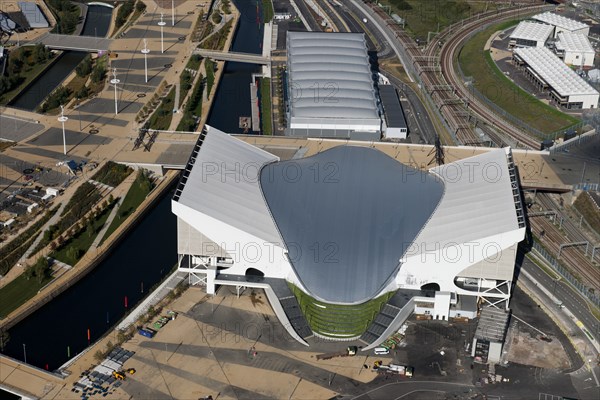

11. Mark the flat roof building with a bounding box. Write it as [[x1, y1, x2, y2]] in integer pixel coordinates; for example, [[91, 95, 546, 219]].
[[531, 11, 590, 38], [173, 126, 526, 345], [509, 21, 554, 48], [285, 31, 381, 141], [379, 85, 407, 139], [18, 2, 48, 28], [513, 46, 599, 109], [555, 31, 595, 67]]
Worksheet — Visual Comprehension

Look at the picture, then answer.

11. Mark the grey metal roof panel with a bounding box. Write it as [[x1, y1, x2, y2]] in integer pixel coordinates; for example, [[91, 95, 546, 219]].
[[259, 146, 444, 304], [292, 70, 371, 82], [293, 102, 379, 118], [177, 126, 282, 244], [18, 2, 48, 28], [287, 32, 379, 130], [290, 47, 367, 56], [379, 85, 407, 129]]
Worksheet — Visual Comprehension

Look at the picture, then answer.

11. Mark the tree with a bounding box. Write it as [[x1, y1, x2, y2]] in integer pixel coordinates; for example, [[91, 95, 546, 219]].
[[76, 55, 93, 77], [33, 257, 50, 283], [0, 329, 9, 352]]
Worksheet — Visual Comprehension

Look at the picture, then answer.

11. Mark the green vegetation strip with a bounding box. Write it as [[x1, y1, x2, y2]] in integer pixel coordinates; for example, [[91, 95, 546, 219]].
[[48, 0, 80, 35], [180, 55, 203, 105], [51, 201, 116, 266], [202, 19, 234, 50], [289, 283, 394, 337], [259, 78, 272, 135], [0, 259, 53, 318], [177, 72, 204, 132], [0, 45, 56, 106], [573, 192, 600, 236], [101, 170, 154, 245], [0, 207, 59, 275], [205, 58, 215, 97], [91, 161, 133, 187], [458, 20, 579, 135], [380, 0, 491, 40], [148, 87, 177, 130], [262, 0, 274, 23]]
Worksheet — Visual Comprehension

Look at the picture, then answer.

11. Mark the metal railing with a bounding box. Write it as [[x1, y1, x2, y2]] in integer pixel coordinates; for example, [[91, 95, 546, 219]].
[[530, 240, 600, 308]]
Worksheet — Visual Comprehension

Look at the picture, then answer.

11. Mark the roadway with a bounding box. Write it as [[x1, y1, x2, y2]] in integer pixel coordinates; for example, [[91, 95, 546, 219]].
[[295, 0, 323, 31], [519, 254, 599, 344]]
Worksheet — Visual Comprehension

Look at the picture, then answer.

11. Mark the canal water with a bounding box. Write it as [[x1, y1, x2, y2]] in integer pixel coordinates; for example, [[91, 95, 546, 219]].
[[0, 0, 263, 371], [1, 189, 177, 370], [207, 0, 264, 133], [9, 5, 113, 111]]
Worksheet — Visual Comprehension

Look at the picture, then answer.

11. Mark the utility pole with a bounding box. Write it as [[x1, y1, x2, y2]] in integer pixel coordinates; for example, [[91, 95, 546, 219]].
[[58, 105, 68, 155], [158, 13, 166, 54], [141, 39, 150, 83], [110, 68, 120, 115]]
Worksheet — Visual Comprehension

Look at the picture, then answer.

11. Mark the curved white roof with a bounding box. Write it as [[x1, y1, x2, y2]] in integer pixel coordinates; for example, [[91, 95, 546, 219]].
[[176, 126, 282, 244], [174, 128, 525, 305], [556, 31, 594, 54], [514, 47, 599, 96], [287, 32, 380, 127], [532, 12, 588, 32], [509, 21, 553, 43]]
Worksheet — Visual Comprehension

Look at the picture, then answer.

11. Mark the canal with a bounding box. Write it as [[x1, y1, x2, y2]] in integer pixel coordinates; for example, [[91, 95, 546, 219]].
[[9, 4, 113, 111], [0, 0, 264, 371], [207, 0, 264, 133], [1, 188, 177, 370]]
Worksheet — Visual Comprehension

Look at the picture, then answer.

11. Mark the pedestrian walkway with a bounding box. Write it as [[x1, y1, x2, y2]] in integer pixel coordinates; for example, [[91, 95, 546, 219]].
[[90, 196, 124, 251], [18, 202, 66, 263]]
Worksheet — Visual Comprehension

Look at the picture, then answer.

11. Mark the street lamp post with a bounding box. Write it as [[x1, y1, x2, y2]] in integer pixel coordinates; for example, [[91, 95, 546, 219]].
[[110, 68, 120, 115], [22, 343, 27, 364], [58, 105, 69, 155], [141, 39, 150, 83], [172, 0, 175, 26], [158, 13, 166, 54], [76, 97, 82, 131]]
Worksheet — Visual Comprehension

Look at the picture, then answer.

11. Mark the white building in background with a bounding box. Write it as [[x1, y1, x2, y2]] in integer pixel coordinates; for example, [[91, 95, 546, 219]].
[[285, 32, 382, 140], [555, 31, 595, 67], [513, 47, 599, 109], [509, 21, 554, 48], [172, 126, 526, 346], [532, 11, 590, 38]]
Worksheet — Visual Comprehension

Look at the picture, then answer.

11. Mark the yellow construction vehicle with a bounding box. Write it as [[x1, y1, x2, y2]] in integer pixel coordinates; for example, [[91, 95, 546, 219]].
[[112, 370, 126, 380]]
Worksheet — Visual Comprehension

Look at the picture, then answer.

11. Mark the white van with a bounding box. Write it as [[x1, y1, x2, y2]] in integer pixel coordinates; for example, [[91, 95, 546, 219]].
[[374, 347, 390, 355]]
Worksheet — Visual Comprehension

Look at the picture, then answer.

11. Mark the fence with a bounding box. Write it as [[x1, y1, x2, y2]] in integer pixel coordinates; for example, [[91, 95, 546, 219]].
[[530, 240, 600, 308], [550, 129, 598, 154]]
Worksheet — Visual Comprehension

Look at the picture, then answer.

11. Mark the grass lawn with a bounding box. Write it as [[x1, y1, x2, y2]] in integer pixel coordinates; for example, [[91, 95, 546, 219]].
[[0, 53, 58, 106], [459, 20, 580, 135], [205, 58, 215, 97], [262, 0, 273, 23], [51, 203, 115, 266], [0, 273, 53, 318], [100, 171, 153, 245], [148, 87, 176, 130], [290, 283, 394, 337], [259, 78, 272, 135], [574, 192, 600, 235], [380, 0, 493, 40]]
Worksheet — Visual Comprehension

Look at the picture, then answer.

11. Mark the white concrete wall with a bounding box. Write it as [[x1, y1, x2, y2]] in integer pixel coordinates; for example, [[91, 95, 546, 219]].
[[563, 50, 595, 67], [569, 93, 599, 109]]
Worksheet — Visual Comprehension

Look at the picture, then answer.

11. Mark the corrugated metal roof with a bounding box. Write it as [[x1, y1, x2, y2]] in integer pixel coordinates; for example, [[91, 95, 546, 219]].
[[415, 149, 520, 249], [287, 32, 380, 129], [18, 2, 48, 28], [509, 21, 553, 42], [379, 85, 407, 129], [260, 145, 444, 304], [514, 47, 598, 96], [176, 126, 282, 244], [532, 11, 588, 32], [556, 31, 594, 54]]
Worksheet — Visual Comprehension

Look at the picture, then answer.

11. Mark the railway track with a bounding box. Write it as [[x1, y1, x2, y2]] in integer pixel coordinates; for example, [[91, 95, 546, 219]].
[[364, 2, 550, 149], [529, 193, 600, 291]]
